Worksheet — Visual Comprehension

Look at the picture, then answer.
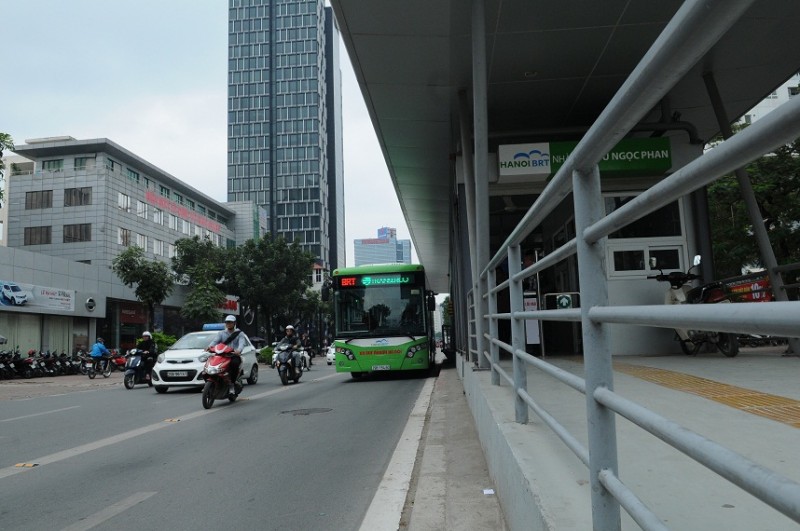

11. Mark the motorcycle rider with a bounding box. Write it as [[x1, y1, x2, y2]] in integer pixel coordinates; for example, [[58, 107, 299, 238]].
[[276, 325, 302, 370], [89, 337, 111, 372], [207, 315, 248, 396], [300, 332, 313, 366], [136, 331, 157, 383]]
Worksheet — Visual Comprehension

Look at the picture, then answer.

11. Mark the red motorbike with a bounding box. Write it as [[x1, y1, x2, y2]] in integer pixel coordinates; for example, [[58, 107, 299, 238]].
[[201, 343, 243, 409]]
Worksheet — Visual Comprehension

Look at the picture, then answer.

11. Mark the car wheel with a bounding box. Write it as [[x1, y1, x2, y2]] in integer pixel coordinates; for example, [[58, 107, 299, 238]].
[[247, 364, 259, 385], [155, 386, 168, 394]]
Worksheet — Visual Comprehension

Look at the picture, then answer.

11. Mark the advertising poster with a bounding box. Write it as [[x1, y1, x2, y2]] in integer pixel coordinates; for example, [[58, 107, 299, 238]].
[[524, 295, 540, 345], [0, 279, 75, 311]]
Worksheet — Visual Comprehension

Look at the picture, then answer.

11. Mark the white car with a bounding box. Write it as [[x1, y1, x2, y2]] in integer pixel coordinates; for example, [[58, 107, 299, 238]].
[[326, 345, 336, 365], [151, 330, 259, 393], [2, 283, 29, 305]]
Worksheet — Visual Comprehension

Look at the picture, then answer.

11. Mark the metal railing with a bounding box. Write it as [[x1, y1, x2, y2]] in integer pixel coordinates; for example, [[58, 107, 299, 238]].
[[469, 1, 800, 529]]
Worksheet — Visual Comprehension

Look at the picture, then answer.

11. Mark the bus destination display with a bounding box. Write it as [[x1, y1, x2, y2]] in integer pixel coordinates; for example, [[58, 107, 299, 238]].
[[338, 273, 418, 288]]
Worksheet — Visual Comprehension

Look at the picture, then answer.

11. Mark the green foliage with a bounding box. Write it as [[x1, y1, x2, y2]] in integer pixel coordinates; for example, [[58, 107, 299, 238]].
[[707, 138, 800, 285], [257, 346, 274, 364], [111, 246, 174, 330], [172, 237, 227, 322], [152, 331, 177, 353]]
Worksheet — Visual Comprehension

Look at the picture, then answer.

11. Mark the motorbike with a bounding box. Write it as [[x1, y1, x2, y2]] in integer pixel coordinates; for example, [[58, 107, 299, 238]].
[[273, 343, 303, 385], [87, 354, 113, 379], [648, 255, 739, 357], [123, 349, 153, 389], [200, 343, 243, 409]]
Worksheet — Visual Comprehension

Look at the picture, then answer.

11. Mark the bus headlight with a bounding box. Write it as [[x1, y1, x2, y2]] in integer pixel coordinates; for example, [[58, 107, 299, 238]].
[[337, 347, 355, 361], [406, 344, 425, 358]]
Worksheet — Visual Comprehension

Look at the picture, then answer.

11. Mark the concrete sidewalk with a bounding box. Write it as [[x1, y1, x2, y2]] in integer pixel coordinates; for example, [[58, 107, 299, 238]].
[[456, 347, 800, 530], [401, 360, 508, 530]]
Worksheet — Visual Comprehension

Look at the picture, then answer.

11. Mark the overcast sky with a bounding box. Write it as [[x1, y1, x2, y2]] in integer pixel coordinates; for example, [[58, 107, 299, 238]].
[[0, 0, 416, 265]]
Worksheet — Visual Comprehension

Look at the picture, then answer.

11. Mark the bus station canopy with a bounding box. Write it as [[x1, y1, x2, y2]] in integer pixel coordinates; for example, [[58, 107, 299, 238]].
[[330, 0, 800, 293]]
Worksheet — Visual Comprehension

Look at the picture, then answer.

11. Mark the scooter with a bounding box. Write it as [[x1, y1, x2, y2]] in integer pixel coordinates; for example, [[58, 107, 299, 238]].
[[648, 255, 739, 357], [200, 343, 243, 409], [123, 349, 153, 389], [273, 343, 303, 385]]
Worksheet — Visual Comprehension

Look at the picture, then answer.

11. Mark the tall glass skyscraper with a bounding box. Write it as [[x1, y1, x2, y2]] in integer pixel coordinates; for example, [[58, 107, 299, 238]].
[[227, 0, 344, 269]]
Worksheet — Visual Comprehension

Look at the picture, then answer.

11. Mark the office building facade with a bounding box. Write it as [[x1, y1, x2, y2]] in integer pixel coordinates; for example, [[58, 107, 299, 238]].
[[227, 0, 344, 269], [354, 227, 412, 266]]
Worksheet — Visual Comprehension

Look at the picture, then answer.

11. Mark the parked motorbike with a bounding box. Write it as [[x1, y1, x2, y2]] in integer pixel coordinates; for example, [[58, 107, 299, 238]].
[[200, 343, 243, 409], [123, 349, 153, 389], [648, 255, 739, 357], [274, 343, 303, 385]]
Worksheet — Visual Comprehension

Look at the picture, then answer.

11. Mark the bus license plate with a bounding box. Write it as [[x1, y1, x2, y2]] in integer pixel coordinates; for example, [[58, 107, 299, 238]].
[[372, 365, 390, 371], [167, 371, 188, 377]]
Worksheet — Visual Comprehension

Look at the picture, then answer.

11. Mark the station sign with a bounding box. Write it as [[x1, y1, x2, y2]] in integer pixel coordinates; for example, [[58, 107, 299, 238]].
[[498, 137, 672, 179]]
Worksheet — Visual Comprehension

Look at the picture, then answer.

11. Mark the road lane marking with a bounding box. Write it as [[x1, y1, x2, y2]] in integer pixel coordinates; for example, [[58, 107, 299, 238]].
[[359, 376, 436, 531], [61, 491, 157, 531], [1, 406, 80, 422], [0, 372, 344, 480]]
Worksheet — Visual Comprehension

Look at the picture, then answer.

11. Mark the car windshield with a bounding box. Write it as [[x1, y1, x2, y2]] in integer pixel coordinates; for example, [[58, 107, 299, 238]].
[[168, 332, 218, 350], [11, 285, 21, 293]]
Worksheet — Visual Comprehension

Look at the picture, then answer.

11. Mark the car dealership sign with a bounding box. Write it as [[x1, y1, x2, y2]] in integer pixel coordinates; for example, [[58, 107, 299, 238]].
[[498, 137, 672, 179]]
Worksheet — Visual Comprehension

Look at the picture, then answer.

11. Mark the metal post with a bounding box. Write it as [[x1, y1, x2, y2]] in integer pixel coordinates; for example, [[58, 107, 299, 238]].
[[573, 165, 620, 530], [508, 244, 528, 423], [703, 71, 800, 354], [472, 0, 490, 368], [459, 91, 479, 364], [488, 268, 499, 384]]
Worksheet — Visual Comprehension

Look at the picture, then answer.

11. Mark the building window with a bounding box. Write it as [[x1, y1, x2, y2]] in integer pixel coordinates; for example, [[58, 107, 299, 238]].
[[153, 208, 163, 225], [118, 227, 132, 247], [126, 168, 140, 183], [315, 269, 322, 283], [174, 193, 184, 205], [167, 243, 176, 259], [25, 190, 53, 209], [64, 223, 92, 243], [118, 192, 131, 212], [160, 186, 170, 198], [41, 159, 64, 172], [154, 239, 165, 257], [181, 220, 191, 235], [24, 226, 52, 245], [106, 158, 118, 171], [168, 214, 179, 231], [135, 233, 147, 250], [64, 187, 92, 207], [136, 200, 148, 218], [74, 157, 93, 171]]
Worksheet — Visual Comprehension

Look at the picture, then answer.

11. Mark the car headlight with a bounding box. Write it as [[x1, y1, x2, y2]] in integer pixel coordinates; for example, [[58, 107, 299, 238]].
[[199, 354, 209, 362], [157, 354, 165, 363]]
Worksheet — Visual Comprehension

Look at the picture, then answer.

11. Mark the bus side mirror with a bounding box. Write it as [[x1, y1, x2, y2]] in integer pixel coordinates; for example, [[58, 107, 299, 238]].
[[426, 293, 436, 312]]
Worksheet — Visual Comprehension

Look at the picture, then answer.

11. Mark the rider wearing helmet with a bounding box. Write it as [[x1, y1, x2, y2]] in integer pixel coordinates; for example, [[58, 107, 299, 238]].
[[137, 331, 157, 384], [207, 315, 249, 396], [90, 337, 111, 371], [277, 324, 302, 368]]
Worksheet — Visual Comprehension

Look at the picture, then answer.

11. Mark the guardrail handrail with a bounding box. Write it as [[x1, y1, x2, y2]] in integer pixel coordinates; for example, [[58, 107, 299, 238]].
[[465, 0, 800, 528]]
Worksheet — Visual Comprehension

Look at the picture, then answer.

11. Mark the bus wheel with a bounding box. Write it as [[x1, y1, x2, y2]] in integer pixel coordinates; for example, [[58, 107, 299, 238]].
[[351, 372, 363, 379]]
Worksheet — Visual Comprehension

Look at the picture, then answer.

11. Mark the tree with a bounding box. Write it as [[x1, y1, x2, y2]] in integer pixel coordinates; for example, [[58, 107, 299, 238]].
[[707, 137, 800, 292], [171, 237, 227, 322], [224, 235, 315, 338], [0, 132, 14, 205], [112, 246, 175, 331]]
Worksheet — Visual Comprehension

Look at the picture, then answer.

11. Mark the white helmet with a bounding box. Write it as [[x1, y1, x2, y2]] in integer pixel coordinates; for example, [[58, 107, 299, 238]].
[[225, 315, 237, 323], [285, 325, 295, 331], [142, 331, 152, 337]]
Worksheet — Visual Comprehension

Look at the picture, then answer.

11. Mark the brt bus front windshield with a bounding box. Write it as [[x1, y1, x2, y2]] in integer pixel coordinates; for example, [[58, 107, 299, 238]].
[[334, 284, 426, 338]]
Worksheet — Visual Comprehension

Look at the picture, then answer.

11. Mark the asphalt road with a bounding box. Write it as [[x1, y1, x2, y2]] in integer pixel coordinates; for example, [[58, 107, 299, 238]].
[[0, 363, 429, 530]]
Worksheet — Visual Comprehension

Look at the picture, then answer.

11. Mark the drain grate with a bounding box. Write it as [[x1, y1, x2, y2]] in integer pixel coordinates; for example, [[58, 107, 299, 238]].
[[280, 408, 332, 416]]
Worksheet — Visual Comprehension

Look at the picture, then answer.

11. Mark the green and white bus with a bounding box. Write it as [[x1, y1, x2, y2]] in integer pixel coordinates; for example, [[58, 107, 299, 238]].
[[325, 264, 436, 378]]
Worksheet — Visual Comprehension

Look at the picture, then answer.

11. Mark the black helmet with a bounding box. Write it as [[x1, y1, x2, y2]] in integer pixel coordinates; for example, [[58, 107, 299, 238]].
[[97, 337, 104, 343]]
